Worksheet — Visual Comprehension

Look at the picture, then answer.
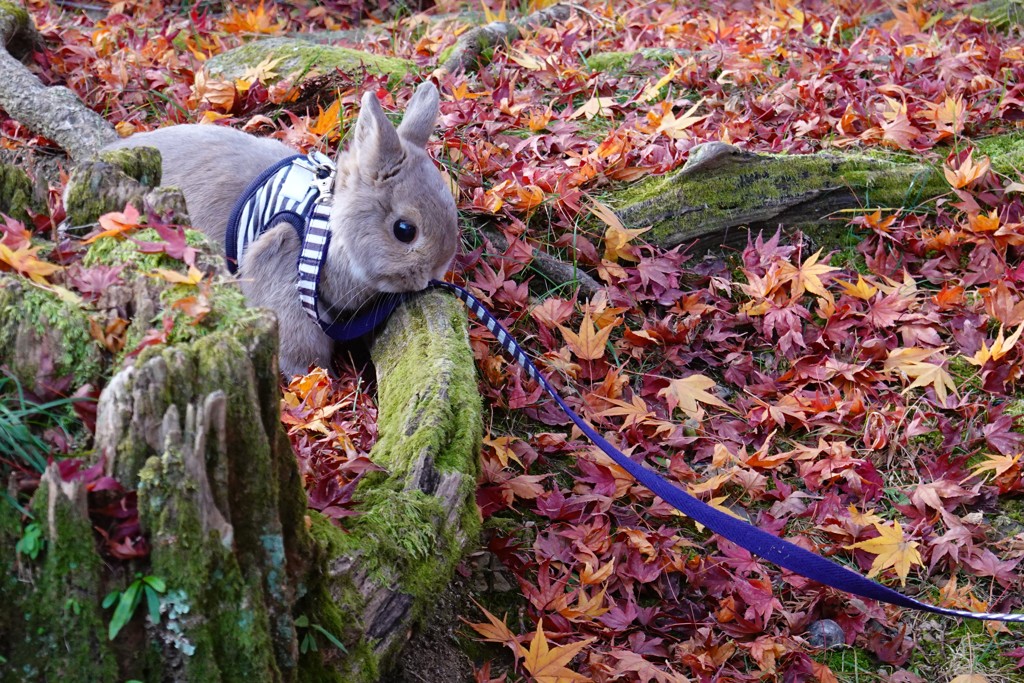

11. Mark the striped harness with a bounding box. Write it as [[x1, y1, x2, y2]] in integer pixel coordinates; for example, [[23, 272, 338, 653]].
[[225, 152, 402, 342]]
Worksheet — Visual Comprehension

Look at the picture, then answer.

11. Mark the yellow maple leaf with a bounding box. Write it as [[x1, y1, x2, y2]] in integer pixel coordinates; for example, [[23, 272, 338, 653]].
[[964, 323, 1024, 367], [595, 395, 654, 429], [150, 265, 204, 286], [968, 452, 1022, 482], [884, 347, 957, 403], [657, 374, 730, 420], [0, 243, 64, 284], [639, 66, 678, 102], [655, 100, 707, 139], [522, 619, 595, 683], [590, 200, 650, 262], [558, 311, 616, 361], [239, 55, 283, 84], [558, 587, 610, 620], [835, 274, 879, 301], [483, 433, 522, 468], [777, 249, 838, 305], [846, 521, 922, 586]]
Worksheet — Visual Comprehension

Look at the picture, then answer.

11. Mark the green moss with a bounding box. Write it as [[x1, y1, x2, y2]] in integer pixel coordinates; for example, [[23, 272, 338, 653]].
[[371, 292, 482, 479], [0, 163, 38, 224], [83, 227, 210, 271], [204, 38, 416, 85], [975, 130, 1024, 172], [610, 152, 948, 250], [947, 355, 982, 393], [0, 278, 106, 388], [583, 48, 683, 74], [98, 147, 163, 187], [1, 478, 120, 681]]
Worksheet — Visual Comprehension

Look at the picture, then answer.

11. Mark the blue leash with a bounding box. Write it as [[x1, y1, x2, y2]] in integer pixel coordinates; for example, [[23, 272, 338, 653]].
[[427, 279, 1024, 624], [278, 153, 1021, 622]]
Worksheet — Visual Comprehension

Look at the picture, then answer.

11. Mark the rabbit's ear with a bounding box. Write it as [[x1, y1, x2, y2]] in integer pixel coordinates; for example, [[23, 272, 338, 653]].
[[347, 91, 403, 177], [396, 81, 439, 149]]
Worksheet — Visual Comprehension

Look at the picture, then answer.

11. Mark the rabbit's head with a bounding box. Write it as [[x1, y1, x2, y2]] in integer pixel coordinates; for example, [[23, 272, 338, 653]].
[[326, 81, 458, 307]]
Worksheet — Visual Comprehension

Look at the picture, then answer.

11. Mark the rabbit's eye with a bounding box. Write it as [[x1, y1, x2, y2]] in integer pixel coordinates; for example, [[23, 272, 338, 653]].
[[393, 220, 417, 244]]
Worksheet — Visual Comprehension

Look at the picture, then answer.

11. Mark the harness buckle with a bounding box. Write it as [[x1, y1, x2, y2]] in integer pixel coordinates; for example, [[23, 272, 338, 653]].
[[312, 164, 335, 203]]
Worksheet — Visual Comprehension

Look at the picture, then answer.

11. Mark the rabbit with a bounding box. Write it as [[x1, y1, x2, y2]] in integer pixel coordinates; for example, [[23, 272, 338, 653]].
[[103, 82, 459, 376]]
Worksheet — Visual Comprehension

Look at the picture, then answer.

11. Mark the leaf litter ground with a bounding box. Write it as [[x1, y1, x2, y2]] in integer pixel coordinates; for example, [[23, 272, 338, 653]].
[[3, 0, 1024, 681]]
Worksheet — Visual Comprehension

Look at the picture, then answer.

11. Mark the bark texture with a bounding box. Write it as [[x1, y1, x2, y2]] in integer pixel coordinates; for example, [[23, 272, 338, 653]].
[[0, 2, 117, 159], [1, 142, 482, 681], [433, 2, 572, 77], [612, 136, 1024, 252]]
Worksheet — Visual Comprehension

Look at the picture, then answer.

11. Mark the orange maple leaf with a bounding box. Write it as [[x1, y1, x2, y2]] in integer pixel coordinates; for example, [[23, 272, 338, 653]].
[[846, 521, 922, 586], [522, 619, 595, 683], [463, 602, 521, 656], [776, 249, 839, 305], [82, 205, 142, 244], [219, 0, 286, 34], [590, 200, 650, 263], [944, 149, 991, 189], [558, 311, 616, 361]]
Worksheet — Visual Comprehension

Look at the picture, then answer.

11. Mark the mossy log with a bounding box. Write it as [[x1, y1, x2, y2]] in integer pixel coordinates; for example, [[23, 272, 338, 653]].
[[0, 2, 117, 159], [203, 37, 416, 85], [612, 134, 1024, 252]]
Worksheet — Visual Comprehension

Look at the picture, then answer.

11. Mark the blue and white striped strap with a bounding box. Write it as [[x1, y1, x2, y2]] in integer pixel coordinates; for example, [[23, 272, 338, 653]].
[[429, 278, 1024, 624], [295, 155, 405, 342]]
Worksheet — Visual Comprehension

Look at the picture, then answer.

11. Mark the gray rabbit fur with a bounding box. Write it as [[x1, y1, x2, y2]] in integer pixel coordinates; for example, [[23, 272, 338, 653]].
[[103, 82, 459, 376]]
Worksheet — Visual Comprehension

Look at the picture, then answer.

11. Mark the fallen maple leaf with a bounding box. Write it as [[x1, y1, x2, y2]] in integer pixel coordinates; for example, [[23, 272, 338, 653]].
[[82, 204, 142, 244], [463, 602, 521, 656], [847, 521, 923, 586], [657, 374, 730, 420], [967, 452, 1022, 482], [0, 242, 64, 284], [964, 323, 1024, 367], [776, 249, 838, 305], [591, 200, 650, 263], [558, 311, 616, 361], [150, 265, 204, 286], [944, 149, 991, 189], [522, 619, 595, 683]]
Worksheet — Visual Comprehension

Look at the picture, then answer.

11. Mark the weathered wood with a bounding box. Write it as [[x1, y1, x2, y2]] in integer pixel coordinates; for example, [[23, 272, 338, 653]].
[[0, 2, 117, 159], [610, 139, 1005, 252], [433, 2, 572, 77]]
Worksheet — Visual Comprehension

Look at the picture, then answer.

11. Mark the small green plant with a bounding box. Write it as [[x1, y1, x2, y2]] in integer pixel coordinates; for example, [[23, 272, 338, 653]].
[[0, 374, 86, 475], [294, 614, 348, 655], [14, 521, 44, 560], [102, 574, 167, 640]]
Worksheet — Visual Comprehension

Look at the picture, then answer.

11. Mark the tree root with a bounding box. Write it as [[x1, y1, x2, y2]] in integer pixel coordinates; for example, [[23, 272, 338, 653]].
[[0, 2, 117, 160], [433, 3, 572, 77]]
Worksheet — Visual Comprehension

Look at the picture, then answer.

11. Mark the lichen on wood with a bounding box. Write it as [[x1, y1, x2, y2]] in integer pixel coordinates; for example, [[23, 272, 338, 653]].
[[0, 2, 117, 159]]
